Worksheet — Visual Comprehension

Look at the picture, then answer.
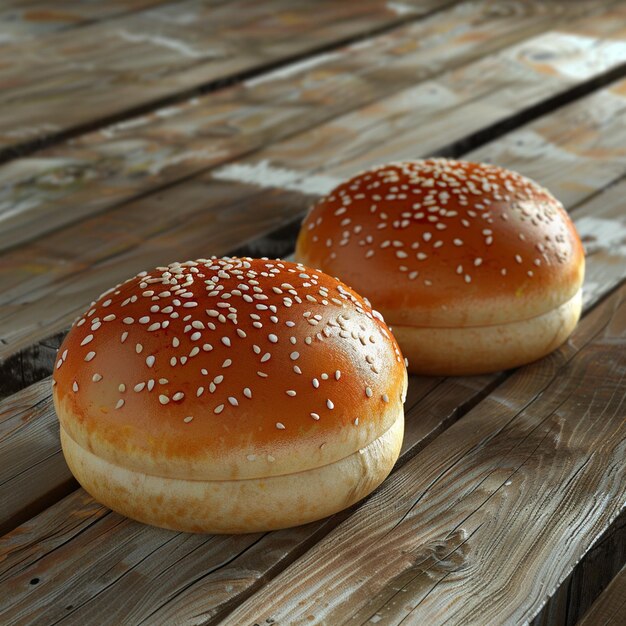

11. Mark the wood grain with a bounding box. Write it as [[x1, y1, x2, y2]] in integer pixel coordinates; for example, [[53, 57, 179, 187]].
[[222, 283, 626, 626], [2, 53, 626, 366], [0, 0, 455, 155], [0, 180, 622, 616], [0, 0, 180, 44], [578, 562, 626, 626], [0, 378, 75, 535], [0, 0, 601, 251]]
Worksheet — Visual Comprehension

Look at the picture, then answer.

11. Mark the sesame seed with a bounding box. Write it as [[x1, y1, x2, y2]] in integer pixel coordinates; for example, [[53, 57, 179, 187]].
[[311, 412, 320, 420], [146, 355, 155, 367], [335, 370, 341, 380], [92, 374, 102, 382], [183, 416, 193, 423], [134, 383, 145, 392], [221, 337, 231, 347], [115, 399, 125, 409], [123, 317, 134, 325], [81, 334, 94, 346], [327, 399, 334, 410], [72, 381, 79, 392], [268, 333, 278, 343], [290, 351, 300, 360], [312, 378, 320, 388], [119, 384, 126, 393], [382, 394, 389, 403], [261, 352, 271, 363], [243, 388, 252, 398], [136, 343, 143, 354], [228, 397, 238, 406], [286, 390, 297, 397], [276, 422, 286, 429], [159, 395, 169, 405], [84, 351, 96, 362], [366, 387, 373, 397], [173, 392, 184, 401], [214, 404, 225, 414]]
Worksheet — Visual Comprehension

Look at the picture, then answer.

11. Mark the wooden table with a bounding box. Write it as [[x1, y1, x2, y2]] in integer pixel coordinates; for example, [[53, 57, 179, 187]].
[[1, 1, 625, 624]]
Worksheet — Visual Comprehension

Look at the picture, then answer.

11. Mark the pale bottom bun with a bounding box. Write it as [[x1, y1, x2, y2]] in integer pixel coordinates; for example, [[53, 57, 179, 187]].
[[391, 288, 582, 376], [60, 408, 403, 534]]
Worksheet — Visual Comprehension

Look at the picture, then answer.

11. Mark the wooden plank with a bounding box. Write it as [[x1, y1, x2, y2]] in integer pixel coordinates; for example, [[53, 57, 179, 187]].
[[0, 179, 623, 618], [0, 0, 601, 251], [0, 378, 76, 535], [221, 283, 626, 626], [0, 0, 181, 44], [577, 563, 626, 626], [0, 0, 456, 155], [2, 28, 626, 365]]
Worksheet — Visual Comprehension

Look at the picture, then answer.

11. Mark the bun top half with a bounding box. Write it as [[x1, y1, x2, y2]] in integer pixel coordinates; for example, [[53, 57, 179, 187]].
[[53, 257, 407, 481], [296, 159, 584, 327]]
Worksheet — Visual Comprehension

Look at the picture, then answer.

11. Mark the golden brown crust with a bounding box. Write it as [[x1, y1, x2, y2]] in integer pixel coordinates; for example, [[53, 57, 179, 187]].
[[295, 159, 585, 328], [60, 408, 404, 534], [53, 258, 407, 482]]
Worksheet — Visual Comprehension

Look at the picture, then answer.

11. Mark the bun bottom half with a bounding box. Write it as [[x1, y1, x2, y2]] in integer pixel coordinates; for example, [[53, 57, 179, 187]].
[[391, 288, 582, 376], [60, 408, 404, 534]]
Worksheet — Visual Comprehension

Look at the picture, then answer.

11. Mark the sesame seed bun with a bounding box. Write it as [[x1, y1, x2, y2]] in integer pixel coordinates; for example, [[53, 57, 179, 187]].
[[295, 159, 585, 375], [53, 258, 407, 533]]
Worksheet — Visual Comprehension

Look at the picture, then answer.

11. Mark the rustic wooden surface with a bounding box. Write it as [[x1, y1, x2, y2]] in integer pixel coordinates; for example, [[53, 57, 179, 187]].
[[0, 0, 457, 156], [0, 1, 624, 624]]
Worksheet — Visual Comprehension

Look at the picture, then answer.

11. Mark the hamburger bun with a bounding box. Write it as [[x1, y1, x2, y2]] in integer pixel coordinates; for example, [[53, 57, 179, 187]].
[[295, 159, 585, 375], [53, 257, 407, 533]]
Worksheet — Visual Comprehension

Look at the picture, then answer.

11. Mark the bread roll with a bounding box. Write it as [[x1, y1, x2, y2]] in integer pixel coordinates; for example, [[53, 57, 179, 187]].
[[295, 159, 585, 374], [53, 257, 407, 533]]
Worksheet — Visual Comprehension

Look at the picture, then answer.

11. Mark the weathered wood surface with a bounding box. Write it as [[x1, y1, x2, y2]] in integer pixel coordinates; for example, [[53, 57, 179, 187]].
[[2, 9, 626, 368], [1, 0, 605, 252], [0, 0, 179, 44], [578, 562, 626, 626], [0, 0, 456, 155], [223, 282, 626, 626], [0, 378, 76, 535], [0, 3, 624, 623]]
